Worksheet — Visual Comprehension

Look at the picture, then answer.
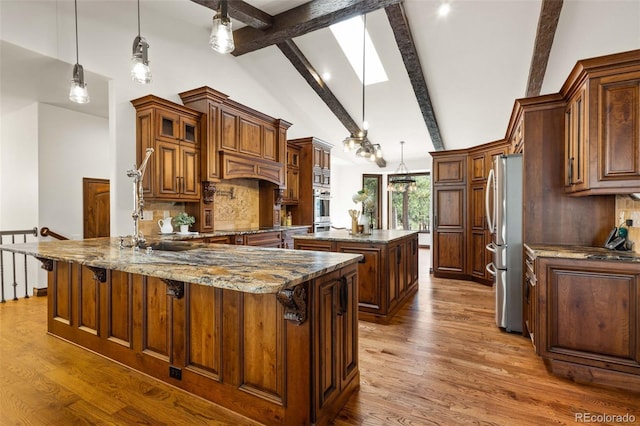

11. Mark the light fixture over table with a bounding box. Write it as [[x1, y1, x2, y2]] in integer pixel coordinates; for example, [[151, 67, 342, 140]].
[[388, 141, 417, 192], [69, 0, 89, 104], [342, 14, 382, 162], [209, 0, 234, 54], [131, 0, 152, 84]]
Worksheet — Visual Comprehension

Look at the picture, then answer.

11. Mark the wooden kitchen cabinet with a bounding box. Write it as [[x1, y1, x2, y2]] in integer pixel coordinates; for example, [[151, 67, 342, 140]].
[[312, 265, 359, 424], [131, 95, 202, 202], [562, 50, 640, 195], [287, 137, 334, 228], [281, 227, 309, 249], [283, 144, 300, 204], [533, 253, 640, 390], [296, 231, 418, 324], [524, 246, 537, 350], [241, 231, 282, 248]]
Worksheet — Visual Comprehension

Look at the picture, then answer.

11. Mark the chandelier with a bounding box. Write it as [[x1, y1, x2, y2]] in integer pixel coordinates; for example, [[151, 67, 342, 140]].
[[387, 141, 417, 192], [341, 14, 382, 162]]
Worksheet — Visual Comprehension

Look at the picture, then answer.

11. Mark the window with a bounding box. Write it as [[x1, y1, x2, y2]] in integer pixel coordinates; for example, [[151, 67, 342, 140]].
[[362, 174, 381, 229], [388, 173, 431, 232]]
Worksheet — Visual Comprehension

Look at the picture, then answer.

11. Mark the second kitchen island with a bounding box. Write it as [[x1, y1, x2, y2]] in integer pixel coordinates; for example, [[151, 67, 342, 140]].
[[2, 238, 362, 426], [294, 230, 419, 324]]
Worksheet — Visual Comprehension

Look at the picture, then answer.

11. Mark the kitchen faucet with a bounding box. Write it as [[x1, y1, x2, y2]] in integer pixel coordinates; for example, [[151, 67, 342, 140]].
[[122, 148, 154, 249]]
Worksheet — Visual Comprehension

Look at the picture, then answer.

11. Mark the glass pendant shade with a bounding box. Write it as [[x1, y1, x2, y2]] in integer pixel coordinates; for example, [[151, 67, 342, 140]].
[[131, 36, 152, 84], [69, 63, 89, 104], [210, 13, 234, 54]]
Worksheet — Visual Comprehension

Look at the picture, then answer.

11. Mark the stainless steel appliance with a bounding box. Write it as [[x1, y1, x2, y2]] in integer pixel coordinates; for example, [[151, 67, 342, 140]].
[[313, 189, 331, 231], [485, 154, 523, 333]]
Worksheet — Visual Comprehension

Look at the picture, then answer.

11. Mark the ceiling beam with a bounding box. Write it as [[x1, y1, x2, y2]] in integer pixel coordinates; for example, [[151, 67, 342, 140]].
[[190, 0, 273, 30], [231, 0, 402, 56], [277, 39, 386, 168], [526, 0, 563, 97], [384, 3, 444, 151]]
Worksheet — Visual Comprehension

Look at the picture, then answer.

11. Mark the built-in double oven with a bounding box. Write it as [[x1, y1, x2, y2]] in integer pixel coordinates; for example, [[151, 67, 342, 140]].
[[313, 189, 331, 232]]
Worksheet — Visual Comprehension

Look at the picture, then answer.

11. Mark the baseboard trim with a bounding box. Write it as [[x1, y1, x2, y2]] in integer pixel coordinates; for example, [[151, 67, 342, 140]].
[[33, 287, 47, 297]]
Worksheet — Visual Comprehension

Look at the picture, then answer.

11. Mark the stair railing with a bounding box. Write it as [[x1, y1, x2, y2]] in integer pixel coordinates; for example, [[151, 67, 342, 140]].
[[0, 227, 39, 302]]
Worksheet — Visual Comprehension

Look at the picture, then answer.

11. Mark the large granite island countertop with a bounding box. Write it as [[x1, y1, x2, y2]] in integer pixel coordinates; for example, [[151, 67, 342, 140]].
[[525, 244, 640, 262], [0, 237, 361, 293], [293, 229, 419, 243]]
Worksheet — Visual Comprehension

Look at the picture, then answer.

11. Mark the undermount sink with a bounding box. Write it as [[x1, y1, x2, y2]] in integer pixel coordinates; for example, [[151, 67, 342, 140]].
[[146, 241, 196, 252]]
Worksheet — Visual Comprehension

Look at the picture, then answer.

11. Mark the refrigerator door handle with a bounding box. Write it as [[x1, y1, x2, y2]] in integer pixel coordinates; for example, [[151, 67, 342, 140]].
[[485, 167, 495, 234], [486, 242, 497, 253], [486, 262, 497, 276]]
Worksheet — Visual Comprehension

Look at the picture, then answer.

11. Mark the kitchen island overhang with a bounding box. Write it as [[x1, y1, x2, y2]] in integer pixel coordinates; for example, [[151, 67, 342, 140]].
[[1, 237, 362, 426]]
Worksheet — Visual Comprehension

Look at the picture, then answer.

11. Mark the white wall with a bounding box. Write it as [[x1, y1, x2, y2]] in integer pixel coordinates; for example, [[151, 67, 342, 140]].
[[38, 104, 109, 240], [0, 103, 42, 299]]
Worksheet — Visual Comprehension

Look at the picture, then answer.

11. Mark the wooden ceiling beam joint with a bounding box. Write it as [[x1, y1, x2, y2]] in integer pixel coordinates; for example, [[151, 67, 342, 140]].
[[232, 0, 403, 56]]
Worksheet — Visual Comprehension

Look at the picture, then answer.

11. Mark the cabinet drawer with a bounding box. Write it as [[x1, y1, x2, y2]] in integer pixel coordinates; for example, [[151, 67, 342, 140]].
[[244, 232, 282, 247]]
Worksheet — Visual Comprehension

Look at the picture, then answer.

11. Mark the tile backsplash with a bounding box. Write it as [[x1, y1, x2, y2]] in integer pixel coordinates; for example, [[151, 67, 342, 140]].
[[615, 195, 640, 253], [136, 179, 260, 236]]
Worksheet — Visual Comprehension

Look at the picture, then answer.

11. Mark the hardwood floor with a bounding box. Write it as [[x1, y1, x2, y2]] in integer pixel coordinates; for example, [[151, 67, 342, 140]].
[[1, 249, 638, 425]]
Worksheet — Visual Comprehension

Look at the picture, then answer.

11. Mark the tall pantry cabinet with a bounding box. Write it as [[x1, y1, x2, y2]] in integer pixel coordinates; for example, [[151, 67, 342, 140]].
[[431, 93, 615, 287]]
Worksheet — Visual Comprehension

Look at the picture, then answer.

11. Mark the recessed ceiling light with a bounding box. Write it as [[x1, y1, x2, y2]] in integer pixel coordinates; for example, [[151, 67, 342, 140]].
[[438, 2, 451, 17], [330, 16, 388, 85], [322, 71, 331, 81]]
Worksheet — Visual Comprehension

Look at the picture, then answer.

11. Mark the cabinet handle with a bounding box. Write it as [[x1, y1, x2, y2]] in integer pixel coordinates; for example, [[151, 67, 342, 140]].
[[338, 276, 348, 316]]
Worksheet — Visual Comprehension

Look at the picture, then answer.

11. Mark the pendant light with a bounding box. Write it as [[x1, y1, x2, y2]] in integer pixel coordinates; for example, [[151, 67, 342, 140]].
[[69, 0, 89, 104], [131, 0, 152, 84], [342, 14, 382, 161], [388, 141, 417, 192], [209, 0, 234, 54]]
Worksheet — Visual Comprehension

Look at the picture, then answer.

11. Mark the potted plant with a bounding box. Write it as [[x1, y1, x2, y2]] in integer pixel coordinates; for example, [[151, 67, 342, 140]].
[[174, 212, 195, 234]]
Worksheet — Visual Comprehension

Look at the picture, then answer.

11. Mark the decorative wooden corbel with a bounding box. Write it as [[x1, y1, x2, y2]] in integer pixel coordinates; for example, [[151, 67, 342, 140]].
[[35, 257, 53, 271], [162, 279, 185, 299], [87, 266, 107, 283], [276, 283, 307, 325], [203, 181, 217, 204]]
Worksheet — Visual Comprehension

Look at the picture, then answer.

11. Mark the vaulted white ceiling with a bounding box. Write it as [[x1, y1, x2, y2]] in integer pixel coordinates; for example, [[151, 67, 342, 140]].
[[2, 0, 639, 171]]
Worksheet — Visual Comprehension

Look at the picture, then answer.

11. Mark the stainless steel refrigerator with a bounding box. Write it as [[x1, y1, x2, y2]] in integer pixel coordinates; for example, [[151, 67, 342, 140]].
[[485, 154, 523, 333]]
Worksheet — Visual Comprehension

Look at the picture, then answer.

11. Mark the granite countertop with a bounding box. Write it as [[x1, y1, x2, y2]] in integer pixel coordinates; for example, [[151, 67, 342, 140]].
[[0, 237, 361, 294], [159, 225, 310, 240], [293, 229, 419, 244], [525, 244, 640, 263]]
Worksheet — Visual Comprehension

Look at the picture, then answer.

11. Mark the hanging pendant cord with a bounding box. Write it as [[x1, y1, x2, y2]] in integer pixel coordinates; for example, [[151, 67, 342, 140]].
[[137, 0, 141, 37], [74, 0, 79, 64], [362, 14, 366, 132]]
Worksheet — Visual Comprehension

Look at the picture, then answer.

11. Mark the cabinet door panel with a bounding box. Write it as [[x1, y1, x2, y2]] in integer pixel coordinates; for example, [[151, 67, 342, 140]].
[[469, 231, 486, 279], [221, 110, 238, 151], [598, 76, 640, 180], [142, 277, 171, 360], [434, 187, 465, 228], [155, 110, 180, 143], [434, 156, 466, 184], [181, 147, 200, 198], [239, 117, 262, 157], [157, 141, 180, 196], [433, 232, 465, 273], [545, 265, 640, 366], [337, 245, 382, 311], [315, 273, 340, 410], [263, 127, 277, 161]]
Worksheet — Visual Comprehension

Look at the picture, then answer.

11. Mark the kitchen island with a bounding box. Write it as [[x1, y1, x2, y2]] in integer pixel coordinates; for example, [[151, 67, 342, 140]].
[[294, 230, 419, 324], [525, 244, 640, 391], [1, 237, 362, 426]]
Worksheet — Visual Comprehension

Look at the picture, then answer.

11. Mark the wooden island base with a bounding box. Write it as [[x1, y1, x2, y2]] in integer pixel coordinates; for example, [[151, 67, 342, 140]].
[[45, 260, 359, 426]]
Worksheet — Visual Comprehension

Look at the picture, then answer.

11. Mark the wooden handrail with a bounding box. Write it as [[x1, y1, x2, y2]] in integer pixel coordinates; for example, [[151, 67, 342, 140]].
[[40, 227, 69, 240]]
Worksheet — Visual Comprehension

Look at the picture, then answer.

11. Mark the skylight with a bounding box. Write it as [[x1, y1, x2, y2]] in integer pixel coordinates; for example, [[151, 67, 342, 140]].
[[330, 16, 388, 85]]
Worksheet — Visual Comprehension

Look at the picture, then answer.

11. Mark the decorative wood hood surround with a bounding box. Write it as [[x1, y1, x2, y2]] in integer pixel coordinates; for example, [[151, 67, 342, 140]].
[[179, 86, 292, 187]]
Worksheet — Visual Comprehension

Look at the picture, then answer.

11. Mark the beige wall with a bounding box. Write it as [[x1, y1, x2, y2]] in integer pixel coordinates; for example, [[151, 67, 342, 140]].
[[615, 195, 640, 253]]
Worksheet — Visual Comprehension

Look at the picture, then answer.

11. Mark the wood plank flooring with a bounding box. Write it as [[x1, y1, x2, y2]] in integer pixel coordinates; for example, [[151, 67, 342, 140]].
[[1, 249, 638, 425]]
